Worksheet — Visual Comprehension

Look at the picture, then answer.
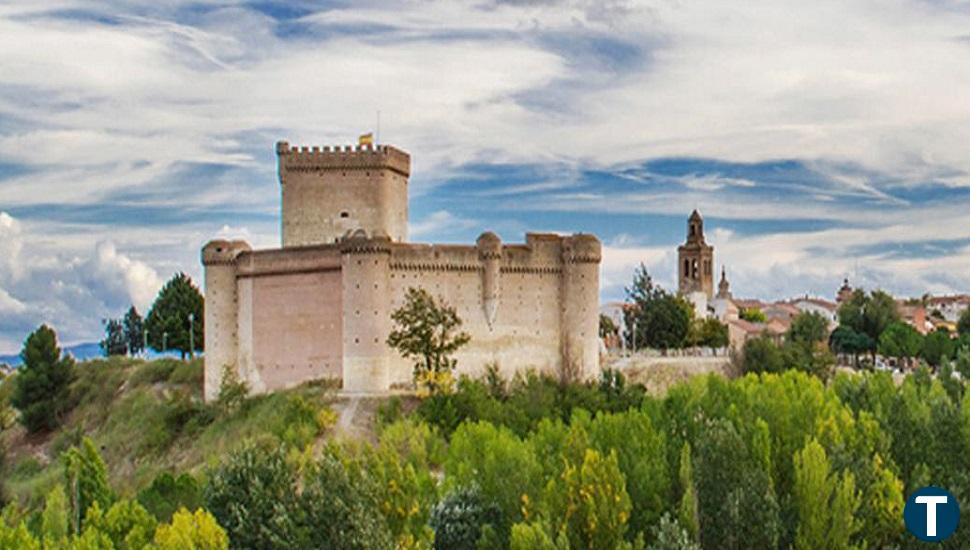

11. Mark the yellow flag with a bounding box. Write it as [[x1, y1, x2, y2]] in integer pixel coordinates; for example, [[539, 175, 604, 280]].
[[358, 132, 374, 146]]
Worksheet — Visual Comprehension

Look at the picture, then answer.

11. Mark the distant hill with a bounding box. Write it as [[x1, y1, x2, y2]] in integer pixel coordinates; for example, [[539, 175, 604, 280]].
[[0, 342, 185, 367]]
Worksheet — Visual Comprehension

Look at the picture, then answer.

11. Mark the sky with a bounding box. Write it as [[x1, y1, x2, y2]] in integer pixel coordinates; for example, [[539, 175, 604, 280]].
[[2, 0, 970, 353]]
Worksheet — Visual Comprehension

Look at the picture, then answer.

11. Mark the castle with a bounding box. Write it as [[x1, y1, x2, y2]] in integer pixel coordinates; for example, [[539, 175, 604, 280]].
[[201, 141, 602, 400]]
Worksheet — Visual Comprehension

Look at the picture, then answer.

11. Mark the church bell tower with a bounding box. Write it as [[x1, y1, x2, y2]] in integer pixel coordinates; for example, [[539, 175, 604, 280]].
[[678, 210, 714, 298]]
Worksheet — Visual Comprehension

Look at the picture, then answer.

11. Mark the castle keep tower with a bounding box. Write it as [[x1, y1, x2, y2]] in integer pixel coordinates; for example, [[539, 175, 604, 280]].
[[277, 141, 410, 247], [678, 210, 714, 298]]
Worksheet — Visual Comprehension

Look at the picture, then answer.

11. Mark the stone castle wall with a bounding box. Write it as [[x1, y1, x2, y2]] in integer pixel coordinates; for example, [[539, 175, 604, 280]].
[[202, 232, 601, 399], [202, 141, 602, 400]]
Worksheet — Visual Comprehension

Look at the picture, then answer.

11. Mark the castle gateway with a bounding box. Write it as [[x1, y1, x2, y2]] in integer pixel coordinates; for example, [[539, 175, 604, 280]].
[[202, 142, 602, 400]]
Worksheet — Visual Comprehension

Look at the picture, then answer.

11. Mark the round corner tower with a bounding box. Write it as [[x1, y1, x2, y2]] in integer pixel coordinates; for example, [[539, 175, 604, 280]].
[[201, 239, 251, 401], [277, 141, 410, 247], [340, 231, 392, 392], [560, 233, 602, 382]]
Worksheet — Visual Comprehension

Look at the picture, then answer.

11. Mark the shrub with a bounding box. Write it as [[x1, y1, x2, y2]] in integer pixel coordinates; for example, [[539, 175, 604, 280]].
[[430, 486, 501, 550], [203, 443, 301, 548], [216, 365, 249, 414], [137, 472, 203, 523]]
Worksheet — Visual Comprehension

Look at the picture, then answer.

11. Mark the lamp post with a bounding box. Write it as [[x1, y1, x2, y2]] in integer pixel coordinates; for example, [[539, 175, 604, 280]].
[[143, 329, 148, 358], [162, 332, 168, 355], [188, 313, 195, 359]]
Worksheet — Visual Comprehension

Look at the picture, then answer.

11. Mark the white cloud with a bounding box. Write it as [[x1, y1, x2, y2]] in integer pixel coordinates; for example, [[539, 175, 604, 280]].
[[2, 1, 970, 348], [409, 210, 479, 239], [0, 211, 164, 353]]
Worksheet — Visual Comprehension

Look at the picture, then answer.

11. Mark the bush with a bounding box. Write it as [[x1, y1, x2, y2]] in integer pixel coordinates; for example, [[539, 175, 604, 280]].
[[430, 486, 502, 550], [203, 443, 301, 548], [205, 443, 392, 549], [137, 472, 203, 523]]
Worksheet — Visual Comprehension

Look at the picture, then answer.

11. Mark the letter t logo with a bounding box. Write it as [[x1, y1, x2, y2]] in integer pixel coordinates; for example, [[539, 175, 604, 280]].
[[916, 496, 949, 537]]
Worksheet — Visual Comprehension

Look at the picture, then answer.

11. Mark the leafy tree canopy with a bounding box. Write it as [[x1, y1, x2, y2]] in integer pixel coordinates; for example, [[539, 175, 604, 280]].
[[145, 273, 203, 359], [388, 287, 470, 394]]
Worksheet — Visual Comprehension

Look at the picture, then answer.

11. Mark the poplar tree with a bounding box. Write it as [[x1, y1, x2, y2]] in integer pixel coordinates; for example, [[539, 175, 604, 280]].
[[792, 439, 860, 550]]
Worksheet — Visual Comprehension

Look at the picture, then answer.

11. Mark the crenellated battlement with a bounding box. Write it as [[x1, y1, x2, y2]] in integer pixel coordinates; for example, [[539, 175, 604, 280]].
[[276, 140, 410, 177]]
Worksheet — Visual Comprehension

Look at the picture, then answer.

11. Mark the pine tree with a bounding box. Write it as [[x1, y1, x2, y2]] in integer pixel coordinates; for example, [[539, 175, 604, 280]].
[[145, 273, 204, 359], [11, 325, 75, 433], [123, 306, 145, 356], [99, 318, 127, 356]]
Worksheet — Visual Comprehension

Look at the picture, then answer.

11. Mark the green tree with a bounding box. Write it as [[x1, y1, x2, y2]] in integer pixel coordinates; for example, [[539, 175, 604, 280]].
[[741, 335, 784, 374], [677, 443, 699, 543], [11, 325, 75, 433], [829, 325, 873, 368], [788, 311, 829, 346], [783, 341, 836, 381], [955, 345, 970, 379], [62, 437, 114, 534], [792, 439, 861, 550], [82, 499, 157, 550], [958, 307, 970, 336], [739, 307, 767, 323], [153, 508, 228, 550], [921, 329, 955, 367], [445, 421, 541, 542], [41, 485, 69, 546], [698, 318, 729, 353], [298, 452, 393, 550], [0, 516, 39, 550], [649, 513, 701, 550], [430, 486, 502, 550], [203, 444, 301, 548], [838, 289, 900, 358], [387, 287, 471, 393], [694, 419, 780, 550], [878, 322, 923, 366], [123, 306, 145, 356], [589, 409, 669, 535], [544, 448, 631, 550], [145, 273, 204, 359], [100, 318, 127, 356], [137, 472, 202, 523], [645, 294, 693, 351], [624, 265, 692, 351]]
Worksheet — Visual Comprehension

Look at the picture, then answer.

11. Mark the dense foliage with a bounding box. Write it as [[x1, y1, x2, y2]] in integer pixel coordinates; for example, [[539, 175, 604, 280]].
[[145, 273, 204, 359], [11, 325, 75, 433], [388, 287, 471, 393], [624, 264, 694, 351], [4, 343, 970, 548]]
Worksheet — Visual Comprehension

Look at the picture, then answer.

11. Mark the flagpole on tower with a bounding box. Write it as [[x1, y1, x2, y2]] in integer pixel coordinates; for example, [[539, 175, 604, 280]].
[[376, 110, 381, 145]]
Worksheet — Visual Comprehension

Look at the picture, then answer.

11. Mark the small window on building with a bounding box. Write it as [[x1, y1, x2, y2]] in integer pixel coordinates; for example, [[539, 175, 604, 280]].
[[340, 211, 349, 218]]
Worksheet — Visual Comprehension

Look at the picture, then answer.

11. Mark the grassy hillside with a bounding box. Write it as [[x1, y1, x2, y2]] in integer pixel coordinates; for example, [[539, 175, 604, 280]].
[[0, 356, 354, 509]]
